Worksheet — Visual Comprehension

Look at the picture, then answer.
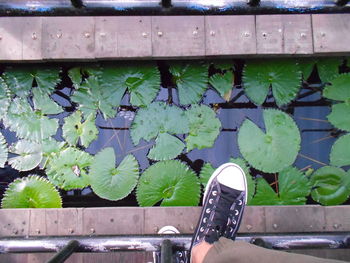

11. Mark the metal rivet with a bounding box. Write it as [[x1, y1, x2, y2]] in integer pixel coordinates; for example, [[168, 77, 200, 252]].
[[272, 224, 278, 229], [12, 229, 18, 235], [300, 32, 307, 38], [142, 32, 148, 38], [0, 36, 2, 40], [278, 28, 282, 33], [153, 226, 159, 233], [68, 228, 74, 234], [246, 224, 252, 231], [262, 32, 267, 37], [157, 31, 163, 37], [210, 30, 215, 36], [190, 225, 194, 230], [244, 32, 250, 37], [321, 32, 326, 37], [84, 32, 91, 38], [32, 32, 37, 40], [193, 30, 198, 35], [90, 228, 95, 233], [333, 224, 339, 229], [35, 229, 41, 234], [100, 32, 106, 37], [56, 33, 62, 39]]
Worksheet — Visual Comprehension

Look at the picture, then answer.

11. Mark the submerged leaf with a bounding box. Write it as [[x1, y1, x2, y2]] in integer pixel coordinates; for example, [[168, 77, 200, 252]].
[[323, 73, 350, 102], [209, 72, 234, 101], [8, 140, 42, 171], [170, 61, 208, 105], [62, 111, 98, 148], [0, 132, 8, 168], [327, 103, 350, 131], [148, 133, 185, 161], [330, 134, 350, 167], [136, 160, 200, 206], [130, 102, 188, 145], [238, 109, 301, 173], [186, 105, 221, 151], [310, 166, 350, 205], [243, 59, 301, 107], [89, 147, 139, 201], [1, 175, 62, 208], [46, 147, 93, 190]]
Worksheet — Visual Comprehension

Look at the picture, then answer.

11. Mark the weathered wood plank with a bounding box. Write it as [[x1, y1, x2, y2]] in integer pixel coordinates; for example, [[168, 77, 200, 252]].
[[29, 209, 47, 236], [152, 16, 205, 57], [0, 209, 29, 237], [0, 17, 23, 60], [313, 14, 350, 53], [27, 253, 83, 263], [42, 17, 95, 59], [56, 208, 84, 236], [241, 206, 266, 233], [82, 252, 152, 263], [205, 16, 256, 56], [256, 14, 313, 54], [22, 17, 42, 60], [324, 206, 350, 231], [94, 17, 119, 58]]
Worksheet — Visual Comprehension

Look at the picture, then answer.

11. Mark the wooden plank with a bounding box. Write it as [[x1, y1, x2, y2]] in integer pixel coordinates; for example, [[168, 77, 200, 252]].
[[27, 253, 83, 263], [0, 254, 28, 263], [256, 15, 313, 54], [22, 17, 42, 60], [152, 16, 205, 57], [82, 252, 152, 263], [95, 17, 118, 58], [240, 206, 266, 233], [42, 17, 95, 59], [0, 17, 23, 60], [205, 16, 256, 56], [29, 209, 47, 236], [57, 208, 83, 235], [82, 207, 144, 235], [0, 209, 29, 237], [313, 14, 350, 53], [265, 206, 326, 233], [324, 206, 350, 232]]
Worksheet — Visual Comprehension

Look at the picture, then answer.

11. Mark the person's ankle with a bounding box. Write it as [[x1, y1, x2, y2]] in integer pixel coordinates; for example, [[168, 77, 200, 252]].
[[191, 241, 213, 263]]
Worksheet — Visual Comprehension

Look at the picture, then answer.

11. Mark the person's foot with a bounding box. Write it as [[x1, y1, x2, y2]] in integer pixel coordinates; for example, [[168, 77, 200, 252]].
[[189, 163, 247, 262]]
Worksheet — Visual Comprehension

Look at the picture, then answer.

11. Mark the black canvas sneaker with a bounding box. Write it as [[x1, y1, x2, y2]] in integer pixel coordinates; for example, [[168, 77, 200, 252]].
[[189, 163, 247, 260]]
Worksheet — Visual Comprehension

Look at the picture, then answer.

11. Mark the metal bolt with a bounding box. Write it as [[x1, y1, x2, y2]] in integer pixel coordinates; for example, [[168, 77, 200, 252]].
[[32, 32, 37, 40], [157, 31, 163, 37], [0, 35, 2, 40], [300, 32, 307, 38], [100, 32, 106, 37], [68, 228, 74, 234], [333, 223, 339, 229], [142, 32, 148, 38], [246, 224, 252, 231], [12, 229, 18, 235], [153, 226, 159, 233], [84, 32, 91, 38], [193, 30, 198, 36], [244, 32, 250, 37], [209, 30, 215, 36], [35, 229, 41, 234], [272, 223, 278, 229], [321, 32, 326, 37], [90, 228, 95, 234], [190, 225, 194, 231], [278, 28, 282, 33], [56, 33, 62, 39], [262, 32, 267, 37]]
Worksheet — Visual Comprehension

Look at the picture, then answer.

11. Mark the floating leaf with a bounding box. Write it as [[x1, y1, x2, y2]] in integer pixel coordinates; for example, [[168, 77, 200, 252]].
[[323, 73, 350, 102], [1, 175, 62, 208], [8, 140, 42, 171], [32, 88, 63, 115], [316, 58, 341, 83], [89, 147, 139, 201], [330, 134, 350, 167], [0, 78, 10, 118], [68, 67, 82, 88], [130, 102, 188, 145], [169, 61, 208, 105], [136, 160, 200, 206], [46, 147, 93, 190], [243, 59, 301, 107], [199, 162, 215, 188], [238, 109, 301, 173], [148, 133, 185, 161], [211, 60, 234, 71], [62, 111, 98, 148], [251, 166, 311, 205], [40, 138, 65, 168], [327, 103, 350, 131], [298, 58, 316, 80], [310, 166, 350, 205], [209, 71, 234, 101], [185, 104, 221, 151], [0, 132, 8, 168]]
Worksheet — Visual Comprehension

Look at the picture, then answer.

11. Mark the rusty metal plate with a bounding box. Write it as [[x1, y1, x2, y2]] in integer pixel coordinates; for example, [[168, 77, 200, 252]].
[[313, 14, 350, 53], [0, 209, 29, 237], [265, 206, 326, 233], [22, 17, 42, 60], [42, 17, 95, 59], [152, 16, 205, 57], [83, 207, 144, 235], [256, 15, 313, 54], [0, 17, 23, 60], [324, 206, 350, 232], [205, 16, 256, 56], [57, 208, 83, 235]]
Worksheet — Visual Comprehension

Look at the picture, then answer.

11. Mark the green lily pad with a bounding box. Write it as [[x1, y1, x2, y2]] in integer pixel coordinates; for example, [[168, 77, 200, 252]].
[[310, 166, 350, 205], [89, 147, 139, 201], [243, 59, 301, 107], [238, 109, 301, 173], [298, 58, 316, 80], [130, 102, 188, 145], [210, 60, 234, 71], [199, 162, 215, 188], [185, 104, 221, 151], [327, 103, 350, 131], [316, 58, 342, 83], [136, 160, 200, 206], [323, 73, 350, 102], [209, 71, 234, 101], [0, 132, 8, 168], [330, 134, 350, 167], [251, 166, 311, 205], [32, 88, 63, 115], [40, 138, 65, 168], [8, 140, 42, 171], [46, 147, 93, 190], [68, 67, 82, 89], [62, 111, 98, 148], [148, 133, 185, 161], [169, 61, 208, 105], [1, 175, 62, 208], [0, 77, 10, 118]]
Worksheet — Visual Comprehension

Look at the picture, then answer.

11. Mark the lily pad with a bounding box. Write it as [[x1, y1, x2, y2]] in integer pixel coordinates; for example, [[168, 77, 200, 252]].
[[40, 138, 65, 168], [0, 77, 10, 118], [8, 140, 42, 171], [136, 160, 200, 206], [62, 111, 98, 148], [310, 166, 350, 205], [1, 175, 62, 208], [238, 109, 301, 173], [298, 58, 316, 80], [199, 162, 215, 188], [130, 102, 188, 145], [209, 71, 234, 101], [323, 73, 350, 102], [169, 61, 208, 105], [316, 58, 341, 83], [327, 103, 350, 131], [46, 147, 93, 190], [251, 166, 311, 205], [32, 88, 63, 115], [148, 133, 185, 161], [89, 147, 139, 201], [330, 134, 350, 167], [0, 132, 8, 168], [185, 104, 221, 151], [243, 59, 302, 107]]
